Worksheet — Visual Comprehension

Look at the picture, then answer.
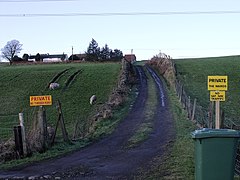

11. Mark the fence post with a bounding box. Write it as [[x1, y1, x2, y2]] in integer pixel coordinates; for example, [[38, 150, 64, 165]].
[[191, 98, 197, 121], [175, 80, 180, 97], [182, 90, 187, 109], [220, 110, 225, 129], [13, 125, 23, 157], [179, 84, 183, 103], [208, 101, 214, 128], [19, 113, 27, 156], [52, 100, 70, 145], [38, 106, 49, 150], [57, 100, 70, 142], [187, 96, 191, 118]]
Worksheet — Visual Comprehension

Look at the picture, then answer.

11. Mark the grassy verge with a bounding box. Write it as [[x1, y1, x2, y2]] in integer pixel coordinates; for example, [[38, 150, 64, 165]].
[[126, 66, 157, 148], [91, 86, 138, 140], [139, 88, 196, 179], [165, 89, 195, 179]]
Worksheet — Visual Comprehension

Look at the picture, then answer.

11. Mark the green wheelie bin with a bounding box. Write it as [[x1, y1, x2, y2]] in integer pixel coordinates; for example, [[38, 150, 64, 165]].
[[192, 128, 240, 180]]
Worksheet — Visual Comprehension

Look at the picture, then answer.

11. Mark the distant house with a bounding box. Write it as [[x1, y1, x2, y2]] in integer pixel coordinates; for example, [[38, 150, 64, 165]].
[[28, 53, 68, 62], [76, 54, 87, 61], [124, 54, 136, 63], [69, 54, 87, 61]]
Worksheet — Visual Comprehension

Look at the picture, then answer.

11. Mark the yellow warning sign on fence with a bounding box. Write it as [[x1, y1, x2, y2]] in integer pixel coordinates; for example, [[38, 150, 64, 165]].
[[210, 91, 225, 101], [208, 76, 228, 91], [30, 95, 52, 106]]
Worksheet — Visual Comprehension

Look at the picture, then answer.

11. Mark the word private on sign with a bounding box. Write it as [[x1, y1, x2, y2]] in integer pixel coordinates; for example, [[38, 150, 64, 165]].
[[30, 95, 52, 106], [208, 76, 228, 91]]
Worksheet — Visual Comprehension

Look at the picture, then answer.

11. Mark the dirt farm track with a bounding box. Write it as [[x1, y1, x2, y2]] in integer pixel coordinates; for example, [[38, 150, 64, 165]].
[[0, 66, 175, 179]]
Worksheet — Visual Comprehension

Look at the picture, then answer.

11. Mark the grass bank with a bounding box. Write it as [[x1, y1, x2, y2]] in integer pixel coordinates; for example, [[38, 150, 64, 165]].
[[174, 55, 240, 125], [0, 62, 136, 169], [0, 63, 121, 140]]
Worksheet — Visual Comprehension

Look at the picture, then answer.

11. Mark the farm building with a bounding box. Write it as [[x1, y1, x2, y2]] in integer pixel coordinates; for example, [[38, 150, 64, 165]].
[[28, 53, 68, 62], [68, 54, 87, 61], [124, 54, 137, 63]]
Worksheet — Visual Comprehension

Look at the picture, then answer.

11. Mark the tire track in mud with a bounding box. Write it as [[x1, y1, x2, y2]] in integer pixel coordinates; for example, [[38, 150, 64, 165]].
[[0, 65, 175, 180], [62, 69, 82, 92], [45, 68, 70, 90], [146, 66, 166, 107]]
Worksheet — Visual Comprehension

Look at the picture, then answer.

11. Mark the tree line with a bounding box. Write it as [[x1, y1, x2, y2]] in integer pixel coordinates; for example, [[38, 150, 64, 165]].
[[85, 38, 123, 62], [1, 39, 123, 64]]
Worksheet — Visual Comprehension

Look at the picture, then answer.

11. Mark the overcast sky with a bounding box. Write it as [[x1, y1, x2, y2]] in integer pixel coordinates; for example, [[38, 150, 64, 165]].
[[0, 0, 240, 60]]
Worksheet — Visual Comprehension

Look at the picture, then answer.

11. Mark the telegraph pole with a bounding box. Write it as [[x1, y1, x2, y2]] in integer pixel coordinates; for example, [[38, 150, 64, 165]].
[[131, 49, 133, 62], [72, 46, 73, 61]]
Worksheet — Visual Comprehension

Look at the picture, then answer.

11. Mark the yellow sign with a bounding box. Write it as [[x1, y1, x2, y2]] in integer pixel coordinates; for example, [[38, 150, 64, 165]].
[[210, 91, 225, 101], [30, 95, 52, 106], [208, 76, 228, 91]]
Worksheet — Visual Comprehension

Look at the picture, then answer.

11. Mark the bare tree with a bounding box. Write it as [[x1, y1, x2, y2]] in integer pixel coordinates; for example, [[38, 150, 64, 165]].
[[1, 40, 23, 65]]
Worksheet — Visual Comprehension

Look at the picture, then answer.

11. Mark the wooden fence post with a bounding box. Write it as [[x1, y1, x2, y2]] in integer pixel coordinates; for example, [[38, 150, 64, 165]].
[[208, 101, 214, 128], [187, 96, 191, 118], [191, 98, 197, 121], [175, 80, 180, 97], [13, 125, 23, 157], [19, 113, 27, 156], [58, 100, 70, 142], [182, 90, 187, 109], [179, 84, 183, 103], [220, 110, 225, 129], [38, 106, 49, 150], [51, 100, 70, 145]]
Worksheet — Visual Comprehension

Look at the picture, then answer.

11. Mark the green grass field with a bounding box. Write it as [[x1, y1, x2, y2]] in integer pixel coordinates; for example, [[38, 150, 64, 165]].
[[174, 55, 240, 125], [0, 62, 121, 140]]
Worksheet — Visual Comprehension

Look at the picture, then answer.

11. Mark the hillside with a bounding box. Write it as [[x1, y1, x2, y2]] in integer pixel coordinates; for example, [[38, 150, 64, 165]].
[[174, 55, 240, 125], [0, 62, 121, 141]]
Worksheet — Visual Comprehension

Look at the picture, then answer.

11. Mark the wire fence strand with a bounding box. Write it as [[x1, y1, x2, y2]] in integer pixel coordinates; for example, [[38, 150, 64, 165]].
[[175, 77, 240, 175]]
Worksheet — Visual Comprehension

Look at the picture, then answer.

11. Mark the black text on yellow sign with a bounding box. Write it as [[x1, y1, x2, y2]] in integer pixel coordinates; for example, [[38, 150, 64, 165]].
[[210, 91, 225, 101], [30, 95, 52, 106], [208, 76, 228, 91]]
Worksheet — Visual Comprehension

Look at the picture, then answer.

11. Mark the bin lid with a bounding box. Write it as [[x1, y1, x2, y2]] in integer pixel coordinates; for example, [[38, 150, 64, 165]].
[[191, 128, 240, 139]]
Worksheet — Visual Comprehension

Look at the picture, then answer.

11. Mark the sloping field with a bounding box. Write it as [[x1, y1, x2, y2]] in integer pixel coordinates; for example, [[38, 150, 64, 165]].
[[0, 62, 121, 140], [174, 55, 240, 125]]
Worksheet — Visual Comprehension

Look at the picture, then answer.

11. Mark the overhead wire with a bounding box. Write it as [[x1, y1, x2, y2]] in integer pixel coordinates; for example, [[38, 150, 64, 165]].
[[1, 10, 240, 17], [0, 0, 240, 17], [0, 0, 80, 2]]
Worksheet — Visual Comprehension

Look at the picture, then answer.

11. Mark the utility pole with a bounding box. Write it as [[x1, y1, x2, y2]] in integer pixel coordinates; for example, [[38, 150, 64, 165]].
[[72, 46, 73, 61], [131, 49, 133, 62]]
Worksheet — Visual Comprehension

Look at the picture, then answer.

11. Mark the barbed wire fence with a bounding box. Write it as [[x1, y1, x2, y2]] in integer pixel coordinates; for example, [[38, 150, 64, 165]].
[[0, 114, 19, 142], [0, 111, 32, 142], [174, 70, 240, 175]]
